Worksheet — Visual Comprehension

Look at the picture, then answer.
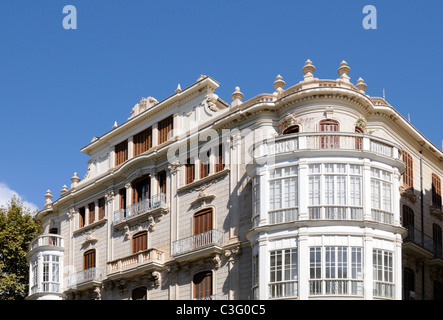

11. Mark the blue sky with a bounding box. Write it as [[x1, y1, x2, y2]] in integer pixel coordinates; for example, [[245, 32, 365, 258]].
[[0, 0, 442, 211]]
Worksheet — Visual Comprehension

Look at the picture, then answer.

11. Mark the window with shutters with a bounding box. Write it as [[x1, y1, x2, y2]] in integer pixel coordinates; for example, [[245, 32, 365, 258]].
[[132, 176, 150, 204], [88, 202, 95, 224], [319, 120, 339, 149], [98, 198, 105, 220], [194, 208, 213, 235], [193, 271, 212, 299], [115, 140, 128, 166], [214, 144, 224, 173], [185, 158, 195, 185], [432, 173, 442, 210], [84, 249, 96, 270], [132, 231, 148, 254], [355, 127, 363, 150], [133, 127, 152, 156], [158, 170, 167, 195], [158, 115, 173, 145], [200, 150, 210, 179], [119, 188, 126, 210], [402, 151, 414, 190], [79, 207, 85, 228]]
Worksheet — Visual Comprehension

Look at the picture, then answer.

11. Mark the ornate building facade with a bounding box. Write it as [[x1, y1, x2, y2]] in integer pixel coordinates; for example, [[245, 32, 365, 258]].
[[27, 60, 443, 300]]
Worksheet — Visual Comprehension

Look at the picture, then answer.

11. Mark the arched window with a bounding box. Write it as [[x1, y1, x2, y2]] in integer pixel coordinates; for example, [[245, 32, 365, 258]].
[[319, 119, 339, 149], [132, 231, 148, 254], [132, 286, 147, 300], [282, 125, 299, 135], [193, 271, 212, 299], [355, 127, 363, 150], [84, 249, 96, 270]]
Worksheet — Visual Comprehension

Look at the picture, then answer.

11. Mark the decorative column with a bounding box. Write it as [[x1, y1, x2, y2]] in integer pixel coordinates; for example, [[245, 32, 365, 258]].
[[229, 132, 242, 241], [297, 227, 309, 299], [363, 229, 374, 299], [152, 122, 159, 148], [105, 190, 115, 263], [125, 183, 132, 207], [298, 159, 309, 220], [168, 161, 181, 246], [128, 136, 134, 160], [257, 238, 269, 300]]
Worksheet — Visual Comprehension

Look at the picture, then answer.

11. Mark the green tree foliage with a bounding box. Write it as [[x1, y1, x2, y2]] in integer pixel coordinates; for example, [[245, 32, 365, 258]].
[[0, 196, 41, 300]]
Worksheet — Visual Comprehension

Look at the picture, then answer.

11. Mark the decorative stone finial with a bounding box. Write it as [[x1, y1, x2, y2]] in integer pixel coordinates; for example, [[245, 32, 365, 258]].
[[355, 77, 367, 92], [302, 59, 316, 80], [337, 60, 351, 81], [231, 86, 244, 101], [273, 74, 286, 91], [175, 83, 182, 93], [71, 172, 80, 185], [44, 190, 53, 209], [113, 121, 118, 129], [60, 185, 68, 194]]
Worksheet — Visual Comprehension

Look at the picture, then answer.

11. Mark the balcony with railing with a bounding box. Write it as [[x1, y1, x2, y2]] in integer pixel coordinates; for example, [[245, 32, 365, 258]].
[[29, 234, 64, 253], [65, 267, 104, 290], [108, 248, 164, 279], [113, 193, 168, 229], [252, 132, 401, 160], [172, 229, 224, 262]]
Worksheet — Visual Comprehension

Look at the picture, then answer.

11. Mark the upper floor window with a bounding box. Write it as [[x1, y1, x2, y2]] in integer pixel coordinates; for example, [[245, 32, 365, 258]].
[[84, 249, 96, 270], [79, 207, 86, 228], [42, 255, 60, 293], [115, 140, 128, 166], [432, 173, 442, 210], [402, 205, 414, 229], [371, 168, 393, 224], [269, 166, 299, 224], [373, 249, 394, 298], [132, 231, 148, 254], [185, 158, 195, 185], [269, 248, 298, 298], [433, 224, 442, 258], [98, 198, 105, 220], [158, 170, 167, 194], [134, 127, 152, 156], [158, 115, 173, 145], [319, 120, 339, 149], [402, 151, 414, 190], [88, 202, 95, 224], [282, 125, 299, 135], [132, 176, 150, 204], [200, 150, 210, 179], [194, 208, 213, 235], [214, 144, 225, 173], [308, 163, 362, 220]]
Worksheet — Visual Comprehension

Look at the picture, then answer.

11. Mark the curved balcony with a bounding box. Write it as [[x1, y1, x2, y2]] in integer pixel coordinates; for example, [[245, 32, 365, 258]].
[[252, 132, 402, 162], [28, 234, 64, 256]]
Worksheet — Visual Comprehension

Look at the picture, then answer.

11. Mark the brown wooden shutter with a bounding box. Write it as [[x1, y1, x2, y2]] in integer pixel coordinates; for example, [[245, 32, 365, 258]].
[[193, 271, 212, 299], [134, 127, 152, 156], [432, 173, 442, 210], [132, 231, 148, 254], [215, 144, 224, 173], [186, 158, 195, 185], [158, 116, 173, 145], [158, 171, 167, 194], [84, 249, 96, 270], [98, 198, 105, 220], [402, 205, 414, 229], [88, 202, 95, 224], [402, 151, 414, 190], [119, 188, 126, 210], [115, 140, 128, 166], [194, 208, 213, 235]]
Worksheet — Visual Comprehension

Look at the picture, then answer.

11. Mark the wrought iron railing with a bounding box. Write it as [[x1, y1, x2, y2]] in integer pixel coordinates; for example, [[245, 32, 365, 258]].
[[65, 267, 103, 289], [113, 193, 166, 224], [172, 229, 224, 256]]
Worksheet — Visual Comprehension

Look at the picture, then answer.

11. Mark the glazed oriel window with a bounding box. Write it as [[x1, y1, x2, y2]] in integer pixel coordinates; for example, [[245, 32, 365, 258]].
[[432, 173, 442, 210], [158, 115, 173, 145], [133, 127, 152, 156], [115, 140, 128, 166], [402, 151, 413, 189]]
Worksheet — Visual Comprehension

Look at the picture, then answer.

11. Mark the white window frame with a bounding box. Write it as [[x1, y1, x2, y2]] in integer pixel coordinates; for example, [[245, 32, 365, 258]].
[[268, 166, 299, 224]]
